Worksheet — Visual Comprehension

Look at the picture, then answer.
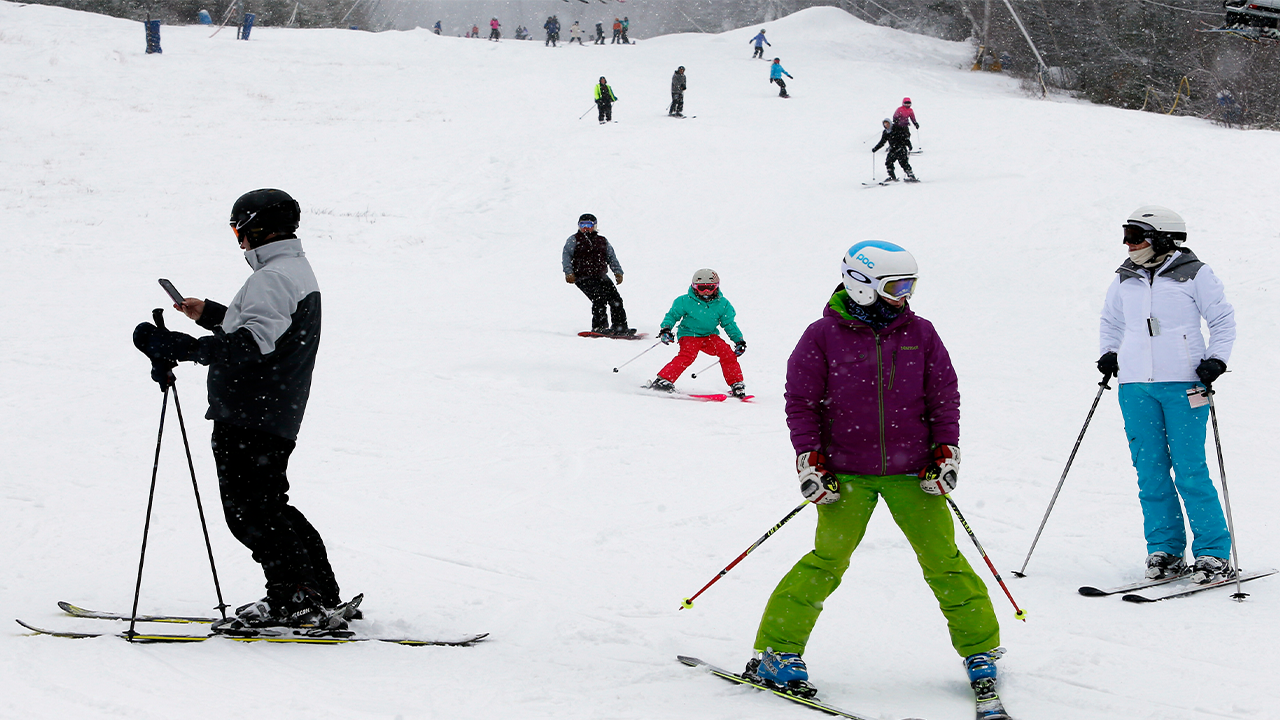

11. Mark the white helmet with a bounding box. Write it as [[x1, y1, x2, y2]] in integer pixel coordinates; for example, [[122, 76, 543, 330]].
[[841, 241, 918, 306], [691, 268, 720, 297], [1125, 205, 1187, 252]]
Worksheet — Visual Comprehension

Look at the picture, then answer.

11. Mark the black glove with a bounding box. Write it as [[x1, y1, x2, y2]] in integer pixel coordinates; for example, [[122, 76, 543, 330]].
[[149, 359, 176, 390], [734, 340, 747, 357], [659, 328, 675, 345], [1196, 358, 1227, 387], [133, 322, 200, 364], [1097, 351, 1118, 378]]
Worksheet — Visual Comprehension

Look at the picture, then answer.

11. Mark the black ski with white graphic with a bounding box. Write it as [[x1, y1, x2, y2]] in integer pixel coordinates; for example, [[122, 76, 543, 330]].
[[17, 618, 488, 646], [59, 600, 216, 624], [677, 655, 925, 720], [1122, 567, 1277, 603], [972, 678, 1010, 720], [1078, 571, 1191, 597]]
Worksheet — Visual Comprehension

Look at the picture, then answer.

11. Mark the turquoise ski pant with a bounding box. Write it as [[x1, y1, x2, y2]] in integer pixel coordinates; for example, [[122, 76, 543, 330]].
[[754, 474, 1000, 658], [1118, 382, 1231, 559]]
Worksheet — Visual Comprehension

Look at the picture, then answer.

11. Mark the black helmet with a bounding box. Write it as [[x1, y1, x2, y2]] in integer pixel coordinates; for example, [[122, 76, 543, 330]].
[[579, 213, 597, 224], [230, 188, 300, 248]]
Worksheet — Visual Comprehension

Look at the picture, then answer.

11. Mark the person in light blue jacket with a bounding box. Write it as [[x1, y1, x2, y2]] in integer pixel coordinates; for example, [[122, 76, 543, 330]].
[[1098, 206, 1236, 586], [750, 29, 770, 58], [769, 58, 792, 98]]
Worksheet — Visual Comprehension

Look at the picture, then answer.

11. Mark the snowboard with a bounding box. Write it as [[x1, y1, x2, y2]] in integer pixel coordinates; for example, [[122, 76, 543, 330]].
[[580, 331, 648, 340]]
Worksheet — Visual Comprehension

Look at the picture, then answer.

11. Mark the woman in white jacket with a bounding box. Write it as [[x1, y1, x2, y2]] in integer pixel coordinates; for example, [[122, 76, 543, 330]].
[[1098, 206, 1236, 585]]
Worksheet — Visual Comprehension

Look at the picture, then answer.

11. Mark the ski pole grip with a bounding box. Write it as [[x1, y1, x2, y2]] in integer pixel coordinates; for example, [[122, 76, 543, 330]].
[[153, 308, 166, 330]]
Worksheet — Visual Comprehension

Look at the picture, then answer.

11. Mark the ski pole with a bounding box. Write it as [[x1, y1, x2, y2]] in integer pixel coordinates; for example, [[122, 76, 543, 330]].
[[171, 375, 229, 618], [690, 359, 720, 379], [680, 498, 820, 610], [127, 310, 171, 642], [1013, 372, 1113, 577], [946, 495, 1027, 621], [871, 149, 876, 182], [579, 104, 596, 120], [613, 340, 661, 373], [1205, 387, 1248, 601]]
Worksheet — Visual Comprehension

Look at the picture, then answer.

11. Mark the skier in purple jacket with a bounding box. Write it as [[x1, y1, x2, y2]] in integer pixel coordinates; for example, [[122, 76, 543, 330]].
[[745, 241, 1005, 719]]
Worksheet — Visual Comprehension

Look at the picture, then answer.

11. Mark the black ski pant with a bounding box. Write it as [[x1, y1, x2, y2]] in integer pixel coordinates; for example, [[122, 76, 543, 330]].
[[753, 46, 764, 59], [597, 100, 613, 122], [569, 36, 583, 45], [670, 91, 684, 115], [575, 275, 627, 330], [212, 422, 341, 607], [886, 146, 913, 178], [771, 78, 788, 97]]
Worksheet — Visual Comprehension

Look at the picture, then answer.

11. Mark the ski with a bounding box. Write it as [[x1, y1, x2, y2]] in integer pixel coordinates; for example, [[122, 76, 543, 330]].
[[1078, 571, 1191, 597], [861, 181, 891, 188], [17, 619, 488, 646], [59, 600, 217, 624], [972, 678, 1011, 720], [677, 656, 924, 720], [579, 331, 649, 340], [1122, 568, 1277, 603]]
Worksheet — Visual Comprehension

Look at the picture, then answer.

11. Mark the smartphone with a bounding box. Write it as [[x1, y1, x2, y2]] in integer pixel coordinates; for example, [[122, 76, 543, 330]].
[[158, 278, 185, 306]]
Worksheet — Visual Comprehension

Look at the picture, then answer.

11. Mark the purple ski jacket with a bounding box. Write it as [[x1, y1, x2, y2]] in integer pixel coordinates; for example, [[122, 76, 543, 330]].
[[784, 289, 960, 476]]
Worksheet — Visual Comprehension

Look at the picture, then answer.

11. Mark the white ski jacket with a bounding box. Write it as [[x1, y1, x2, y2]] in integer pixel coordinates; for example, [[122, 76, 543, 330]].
[[1099, 249, 1235, 385]]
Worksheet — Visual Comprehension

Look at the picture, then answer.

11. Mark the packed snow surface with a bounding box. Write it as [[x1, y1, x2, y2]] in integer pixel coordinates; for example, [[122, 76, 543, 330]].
[[2, 4, 1278, 718]]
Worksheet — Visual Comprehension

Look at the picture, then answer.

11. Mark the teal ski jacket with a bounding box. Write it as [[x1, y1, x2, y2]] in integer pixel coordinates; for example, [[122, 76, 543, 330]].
[[660, 289, 744, 343]]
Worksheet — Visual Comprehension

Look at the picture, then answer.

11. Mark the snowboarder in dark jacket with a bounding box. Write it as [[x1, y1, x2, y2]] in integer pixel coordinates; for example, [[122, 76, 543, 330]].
[[132, 189, 347, 632], [562, 213, 631, 334], [669, 66, 687, 117], [871, 118, 916, 182]]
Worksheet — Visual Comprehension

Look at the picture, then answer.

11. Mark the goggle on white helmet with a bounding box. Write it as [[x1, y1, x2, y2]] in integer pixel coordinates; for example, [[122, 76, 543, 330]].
[[841, 240, 919, 306]]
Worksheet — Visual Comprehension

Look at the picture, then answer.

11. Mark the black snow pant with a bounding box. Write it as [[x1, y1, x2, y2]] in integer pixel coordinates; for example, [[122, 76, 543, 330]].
[[212, 422, 341, 607], [569, 36, 583, 45], [597, 100, 613, 122], [612, 30, 621, 44], [771, 78, 788, 97], [753, 45, 764, 59], [886, 146, 914, 179], [575, 275, 627, 330], [670, 91, 684, 115]]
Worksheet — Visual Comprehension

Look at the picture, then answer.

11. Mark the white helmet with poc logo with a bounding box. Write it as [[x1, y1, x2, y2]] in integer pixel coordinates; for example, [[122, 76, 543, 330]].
[[840, 240, 919, 307]]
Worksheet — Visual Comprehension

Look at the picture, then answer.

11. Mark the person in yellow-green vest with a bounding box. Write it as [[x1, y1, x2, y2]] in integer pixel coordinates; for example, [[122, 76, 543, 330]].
[[595, 76, 617, 124]]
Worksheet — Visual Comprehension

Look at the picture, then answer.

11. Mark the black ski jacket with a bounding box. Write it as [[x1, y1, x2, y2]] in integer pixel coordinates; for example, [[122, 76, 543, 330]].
[[872, 124, 912, 153]]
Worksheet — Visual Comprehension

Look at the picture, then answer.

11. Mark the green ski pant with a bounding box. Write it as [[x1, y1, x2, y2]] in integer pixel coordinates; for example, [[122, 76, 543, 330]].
[[754, 474, 1000, 658]]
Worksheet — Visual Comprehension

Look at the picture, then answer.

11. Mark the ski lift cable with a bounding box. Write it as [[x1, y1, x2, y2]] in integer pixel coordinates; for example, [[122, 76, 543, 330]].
[[1132, 0, 1221, 15], [863, 0, 905, 22]]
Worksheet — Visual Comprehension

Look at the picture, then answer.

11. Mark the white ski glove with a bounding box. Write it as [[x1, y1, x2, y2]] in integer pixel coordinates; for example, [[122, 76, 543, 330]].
[[918, 445, 960, 496], [797, 451, 840, 504]]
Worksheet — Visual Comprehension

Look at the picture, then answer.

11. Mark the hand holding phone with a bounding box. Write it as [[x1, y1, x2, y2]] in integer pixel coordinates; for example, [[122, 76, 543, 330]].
[[159, 278, 204, 321], [159, 278, 184, 305]]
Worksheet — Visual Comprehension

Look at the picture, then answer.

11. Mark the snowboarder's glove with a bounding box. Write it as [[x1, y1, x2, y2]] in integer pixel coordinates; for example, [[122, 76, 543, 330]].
[[1096, 351, 1118, 378], [918, 444, 960, 496], [565, 273, 576, 284], [133, 322, 200, 364], [734, 340, 747, 357], [797, 451, 840, 504], [614, 273, 623, 285], [659, 328, 675, 345], [1196, 357, 1227, 388]]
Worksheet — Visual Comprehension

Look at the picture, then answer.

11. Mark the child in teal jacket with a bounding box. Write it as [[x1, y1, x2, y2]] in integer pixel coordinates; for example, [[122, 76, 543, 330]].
[[650, 269, 748, 398]]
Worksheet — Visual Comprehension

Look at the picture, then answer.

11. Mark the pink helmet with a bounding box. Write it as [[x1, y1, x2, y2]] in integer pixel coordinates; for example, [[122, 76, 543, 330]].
[[902, 97, 912, 105]]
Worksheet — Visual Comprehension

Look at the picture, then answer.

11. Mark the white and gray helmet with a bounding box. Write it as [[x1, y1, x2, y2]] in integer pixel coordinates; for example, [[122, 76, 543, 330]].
[[1124, 205, 1187, 253], [691, 268, 720, 296], [840, 241, 918, 306]]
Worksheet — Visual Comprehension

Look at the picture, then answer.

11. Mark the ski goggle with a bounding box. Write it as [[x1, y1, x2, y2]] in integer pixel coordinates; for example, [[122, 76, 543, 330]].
[[1123, 222, 1154, 245], [579, 220, 596, 229], [693, 283, 718, 295], [877, 276, 917, 300]]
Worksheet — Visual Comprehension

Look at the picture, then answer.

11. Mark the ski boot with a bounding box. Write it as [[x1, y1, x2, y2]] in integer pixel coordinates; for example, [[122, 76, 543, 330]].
[[1144, 551, 1188, 580], [648, 377, 676, 393], [212, 585, 347, 634], [745, 649, 817, 698], [1190, 555, 1236, 585], [885, 173, 899, 182], [905, 172, 919, 183], [729, 382, 748, 399], [965, 649, 1010, 720]]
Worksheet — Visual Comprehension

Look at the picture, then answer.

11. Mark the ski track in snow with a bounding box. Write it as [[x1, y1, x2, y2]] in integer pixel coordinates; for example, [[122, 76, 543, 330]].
[[2, 4, 1279, 719]]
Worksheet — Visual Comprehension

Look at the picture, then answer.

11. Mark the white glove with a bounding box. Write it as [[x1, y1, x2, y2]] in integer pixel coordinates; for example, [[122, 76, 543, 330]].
[[798, 451, 840, 504], [918, 445, 960, 496]]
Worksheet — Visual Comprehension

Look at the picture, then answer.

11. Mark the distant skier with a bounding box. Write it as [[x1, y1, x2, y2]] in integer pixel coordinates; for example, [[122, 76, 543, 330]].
[[563, 213, 631, 335], [893, 97, 919, 130], [489, 17, 500, 41], [432, 20, 441, 35], [1098, 206, 1237, 585], [544, 16, 560, 47], [769, 57, 792, 98], [750, 28, 770, 59], [669, 66, 686, 117], [594, 76, 617, 123], [871, 117, 916, 182], [611, 18, 622, 44], [469, 25, 479, 39], [595, 21, 605, 44], [650, 269, 747, 399], [744, 241, 1004, 719], [621, 16, 631, 44], [569, 21, 583, 45], [132, 189, 350, 632]]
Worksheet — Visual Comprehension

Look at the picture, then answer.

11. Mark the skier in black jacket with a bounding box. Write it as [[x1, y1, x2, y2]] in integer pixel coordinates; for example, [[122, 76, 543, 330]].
[[871, 117, 916, 182], [562, 213, 632, 334], [669, 66, 687, 117], [132, 188, 347, 632]]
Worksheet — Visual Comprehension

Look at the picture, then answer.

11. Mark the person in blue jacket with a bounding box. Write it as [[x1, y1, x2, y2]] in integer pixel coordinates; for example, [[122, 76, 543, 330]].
[[750, 29, 770, 59], [770, 58, 792, 98]]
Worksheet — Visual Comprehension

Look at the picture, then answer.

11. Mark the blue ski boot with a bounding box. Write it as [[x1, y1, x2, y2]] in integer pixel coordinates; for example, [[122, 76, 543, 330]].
[[745, 649, 817, 698], [965, 649, 1010, 720]]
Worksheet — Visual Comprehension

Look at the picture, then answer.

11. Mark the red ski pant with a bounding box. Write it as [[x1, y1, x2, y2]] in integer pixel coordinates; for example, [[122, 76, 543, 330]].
[[658, 336, 743, 385]]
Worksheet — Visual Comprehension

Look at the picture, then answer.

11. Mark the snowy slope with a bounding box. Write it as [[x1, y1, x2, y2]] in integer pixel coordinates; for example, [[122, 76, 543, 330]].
[[2, 4, 1279, 719]]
